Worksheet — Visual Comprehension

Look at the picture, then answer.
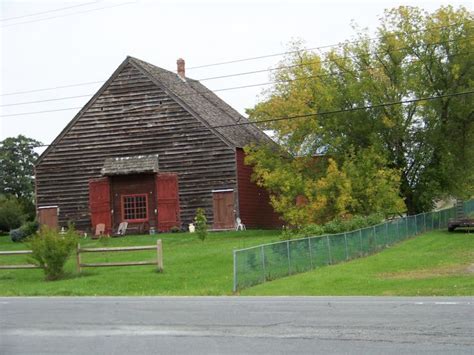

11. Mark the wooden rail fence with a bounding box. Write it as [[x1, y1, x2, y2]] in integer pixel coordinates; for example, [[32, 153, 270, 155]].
[[0, 250, 40, 269], [0, 240, 163, 273], [76, 239, 163, 273]]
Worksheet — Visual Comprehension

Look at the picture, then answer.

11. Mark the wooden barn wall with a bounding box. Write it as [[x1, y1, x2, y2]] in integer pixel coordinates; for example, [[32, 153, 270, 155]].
[[35, 63, 237, 231], [236, 148, 282, 229]]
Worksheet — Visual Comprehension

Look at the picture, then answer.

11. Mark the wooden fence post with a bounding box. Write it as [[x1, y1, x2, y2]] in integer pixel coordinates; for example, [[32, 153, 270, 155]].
[[76, 243, 81, 274], [156, 239, 163, 272]]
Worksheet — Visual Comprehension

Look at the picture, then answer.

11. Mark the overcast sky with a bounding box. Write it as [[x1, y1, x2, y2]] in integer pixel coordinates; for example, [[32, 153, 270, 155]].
[[1, 0, 471, 149]]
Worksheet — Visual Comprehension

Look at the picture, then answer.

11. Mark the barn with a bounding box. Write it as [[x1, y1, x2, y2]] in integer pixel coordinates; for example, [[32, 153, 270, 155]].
[[35, 56, 281, 234]]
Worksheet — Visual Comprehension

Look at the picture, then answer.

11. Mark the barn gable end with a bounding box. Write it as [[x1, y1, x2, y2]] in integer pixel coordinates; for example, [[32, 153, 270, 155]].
[[35, 59, 238, 230]]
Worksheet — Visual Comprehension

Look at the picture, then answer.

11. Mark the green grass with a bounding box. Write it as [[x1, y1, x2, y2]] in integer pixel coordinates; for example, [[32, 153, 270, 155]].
[[241, 230, 474, 296], [0, 230, 280, 296], [1, 230, 472, 296]]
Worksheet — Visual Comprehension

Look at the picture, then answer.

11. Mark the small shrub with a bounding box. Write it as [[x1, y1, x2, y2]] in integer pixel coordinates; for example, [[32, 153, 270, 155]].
[[21, 220, 39, 236], [28, 226, 78, 281], [322, 213, 384, 234], [194, 208, 208, 241], [323, 218, 345, 234], [0, 196, 25, 232], [300, 224, 324, 237], [10, 228, 26, 242], [10, 221, 39, 242], [280, 225, 300, 240]]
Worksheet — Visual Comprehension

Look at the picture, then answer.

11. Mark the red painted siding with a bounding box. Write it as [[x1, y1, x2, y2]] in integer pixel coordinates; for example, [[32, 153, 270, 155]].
[[236, 148, 281, 229]]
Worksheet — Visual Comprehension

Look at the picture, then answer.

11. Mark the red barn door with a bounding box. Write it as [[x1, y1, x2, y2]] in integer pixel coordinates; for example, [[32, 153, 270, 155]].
[[155, 173, 180, 232], [89, 177, 112, 233], [213, 190, 235, 229], [37, 206, 58, 230]]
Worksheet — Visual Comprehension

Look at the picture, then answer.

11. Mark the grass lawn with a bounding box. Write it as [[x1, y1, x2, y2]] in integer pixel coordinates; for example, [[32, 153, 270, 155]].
[[241, 230, 474, 296], [0, 230, 280, 296], [1, 230, 472, 296]]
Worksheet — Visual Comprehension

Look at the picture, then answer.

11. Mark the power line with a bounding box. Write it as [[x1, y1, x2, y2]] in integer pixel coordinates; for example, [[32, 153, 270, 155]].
[[187, 21, 470, 70], [0, 81, 104, 97], [1, 22, 469, 96], [1, 1, 134, 28], [212, 91, 474, 128], [0, 94, 93, 107], [17, 90, 474, 148], [0, 107, 83, 118], [0, 24, 472, 100], [0, 1, 101, 22], [2, 43, 471, 108]]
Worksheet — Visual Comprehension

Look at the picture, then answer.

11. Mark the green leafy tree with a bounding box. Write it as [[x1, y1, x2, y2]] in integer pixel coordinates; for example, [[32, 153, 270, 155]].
[[0, 195, 25, 232], [0, 135, 42, 219], [247, 6, 473, 216]]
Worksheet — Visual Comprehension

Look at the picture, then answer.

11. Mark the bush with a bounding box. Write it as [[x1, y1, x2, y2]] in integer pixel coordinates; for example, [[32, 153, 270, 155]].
[[281, 213, 385, 239], [28, 226, 78, 281], [322, 213, 384, 234], [10, 221, 39, 242], [0, 195, 25, 232], [300, 224, 325, 237], [194, 208, 208, 241]]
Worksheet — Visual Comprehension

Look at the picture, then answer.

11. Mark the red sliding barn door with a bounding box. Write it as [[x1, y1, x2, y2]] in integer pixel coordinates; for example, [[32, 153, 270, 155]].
[[89, 177, 112, 232], [155, 173, 180, 232]]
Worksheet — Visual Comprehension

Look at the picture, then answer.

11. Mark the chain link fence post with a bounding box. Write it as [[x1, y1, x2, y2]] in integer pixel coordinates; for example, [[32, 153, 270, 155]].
[[373, 225, 377, 250], [326, 236, 332, 264], [261, 245, 266, 282], [344, 232, 349, 260], [233, 250, 237, 293], [359, 229, 363, 255], [415, 214, 418, 235], [287, 240, 291, 275], [308, 237, 314, 269], [405, 215, 409, 238]]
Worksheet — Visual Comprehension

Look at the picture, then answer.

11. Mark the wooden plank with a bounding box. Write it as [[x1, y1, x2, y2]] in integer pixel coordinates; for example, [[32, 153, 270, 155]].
[[0, 264, 39, 269], [80, 261, 156, 267], [0, 250, 33, 255], [79, 245, 156, 253]]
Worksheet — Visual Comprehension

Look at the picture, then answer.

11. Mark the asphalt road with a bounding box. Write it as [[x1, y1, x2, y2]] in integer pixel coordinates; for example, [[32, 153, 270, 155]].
[[1, 297, 473, 354]]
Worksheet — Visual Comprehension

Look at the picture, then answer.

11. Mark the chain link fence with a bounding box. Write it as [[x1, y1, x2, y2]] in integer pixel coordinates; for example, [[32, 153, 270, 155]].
[[233, 200, 474, 292]]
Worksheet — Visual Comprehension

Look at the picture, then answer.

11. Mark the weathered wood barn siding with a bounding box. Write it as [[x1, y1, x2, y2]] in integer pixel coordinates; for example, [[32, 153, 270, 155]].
[[35, 62, 237, 230]]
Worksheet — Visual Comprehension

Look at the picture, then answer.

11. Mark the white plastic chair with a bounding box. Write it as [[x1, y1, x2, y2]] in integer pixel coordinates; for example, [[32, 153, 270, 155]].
[[235, 217, 246, 231]]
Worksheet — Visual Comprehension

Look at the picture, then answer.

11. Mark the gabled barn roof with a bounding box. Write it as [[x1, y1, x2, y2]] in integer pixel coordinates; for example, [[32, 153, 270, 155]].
[[129, 57, 271, 148], [37, 56, 273, 165]]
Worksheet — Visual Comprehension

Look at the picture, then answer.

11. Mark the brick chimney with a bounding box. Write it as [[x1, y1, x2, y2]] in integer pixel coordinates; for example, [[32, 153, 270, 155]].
[[177, 58, 185, 79]]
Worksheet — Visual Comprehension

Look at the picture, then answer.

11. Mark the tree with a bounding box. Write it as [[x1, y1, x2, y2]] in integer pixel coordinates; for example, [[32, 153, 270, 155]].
[[0, 195, 25, 232], [0, 135, 42, 218], [247, 6, 473, 217]]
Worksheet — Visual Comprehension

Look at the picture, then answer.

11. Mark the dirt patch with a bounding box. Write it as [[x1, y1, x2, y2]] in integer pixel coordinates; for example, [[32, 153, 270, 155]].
[[378, 264, 474, 280]]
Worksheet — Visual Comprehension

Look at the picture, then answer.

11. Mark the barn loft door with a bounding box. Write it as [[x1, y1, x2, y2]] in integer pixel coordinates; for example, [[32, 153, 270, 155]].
[[213, 190, 235, 229], [89, 177, 112, 233], [155, 173, 180, 232], [38, 206, 58, 230]]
